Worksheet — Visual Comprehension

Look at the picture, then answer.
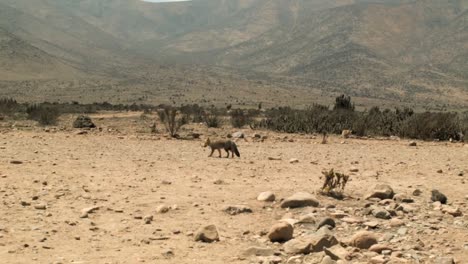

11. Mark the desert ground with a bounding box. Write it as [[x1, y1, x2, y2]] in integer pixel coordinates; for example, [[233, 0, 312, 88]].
[[0, 112, 467, 264]]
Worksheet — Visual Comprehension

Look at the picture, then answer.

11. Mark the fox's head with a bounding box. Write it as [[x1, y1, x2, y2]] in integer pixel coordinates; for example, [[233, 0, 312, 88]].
[[203, 138, 211, 147]]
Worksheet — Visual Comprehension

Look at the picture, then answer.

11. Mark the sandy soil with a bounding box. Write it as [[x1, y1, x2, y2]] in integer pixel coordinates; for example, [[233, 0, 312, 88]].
[[0, 112, 467, 264]]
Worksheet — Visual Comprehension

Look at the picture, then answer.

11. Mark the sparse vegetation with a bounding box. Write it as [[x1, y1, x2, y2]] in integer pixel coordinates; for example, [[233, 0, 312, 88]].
[[230, 109, 252, 128], [158, 107, 185, 138], [1, 97, 466, 142], [320, 169, 350, 199], [26, 104, 61, 126]]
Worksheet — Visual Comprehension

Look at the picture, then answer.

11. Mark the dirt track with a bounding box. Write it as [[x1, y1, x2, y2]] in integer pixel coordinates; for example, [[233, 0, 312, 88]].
[[1, 114, 467, 263]]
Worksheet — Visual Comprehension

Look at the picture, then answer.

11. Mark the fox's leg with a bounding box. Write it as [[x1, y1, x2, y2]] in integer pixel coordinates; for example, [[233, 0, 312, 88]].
[[218, 149, 222, 158], [209, 149, 214, 157], [225, 149, 230, 158]]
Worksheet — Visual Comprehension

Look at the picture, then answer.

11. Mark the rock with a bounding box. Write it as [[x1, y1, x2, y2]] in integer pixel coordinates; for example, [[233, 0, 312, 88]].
[[222, 205, 252, 215], [442, 206, 463, 217], [321, 256, 336, 264], [231, 131, 245, 138], [372, 208, 391, 220], [298, 213, 316, 224], [10, 160, 23, 165], [284, 233, 338, 254], [34, 204, 47, 210], [194, 225, 219, 243], [156, 205, 170, 214], [350, 231, 378, 249], [289, 158, 299, 164], [242, 247, 274, 257], [412, 189, 422, 196], [389, 218, 405, 227], [257, 192, 276, 202], [258, 256, 282, 264], [370, 255, 387, 264], [393, 193, 414, 203], [267, 222, 293, 242], [268, 157, 282, 161], [317, 218, 336, 230], [363, 221, 379, 228], [143, 215, 153, 224], [73, 115, 96, 129], [323, 244, 349, 260], [281, 192, 320, 208], [431, 189, 447, 204], [369, 244, 393, 253], [349, 167, 359, 172], [435, 257, 455, 264], [20, 201, 31, 206], [408, 141, 417, 146], [80, 206, 99, 218], [397, 227, 407, 235], [342, 217, 364, 224], [365, 184, 394, 200]]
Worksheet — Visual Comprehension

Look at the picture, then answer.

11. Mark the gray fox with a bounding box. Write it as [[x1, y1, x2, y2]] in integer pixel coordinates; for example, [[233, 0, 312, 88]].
[[204, 138, 240, 158]]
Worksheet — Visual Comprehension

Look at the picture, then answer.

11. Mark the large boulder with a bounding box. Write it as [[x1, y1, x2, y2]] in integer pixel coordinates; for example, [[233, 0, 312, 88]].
[[365, 184, 394, 200], [73, 115, 96, 129], [281, 192, 320, 208]]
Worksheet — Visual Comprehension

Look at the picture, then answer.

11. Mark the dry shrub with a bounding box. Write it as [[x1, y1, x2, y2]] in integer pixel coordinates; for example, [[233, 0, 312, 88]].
[[320, 169, 350, 199]]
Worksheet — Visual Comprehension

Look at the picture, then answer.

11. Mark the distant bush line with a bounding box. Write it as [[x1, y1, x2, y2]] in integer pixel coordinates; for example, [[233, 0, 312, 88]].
[[0, 97, 466, 141]]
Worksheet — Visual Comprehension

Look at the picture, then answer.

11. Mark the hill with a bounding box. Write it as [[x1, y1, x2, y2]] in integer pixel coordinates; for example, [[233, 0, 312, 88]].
[[0, 0, 466, 109]]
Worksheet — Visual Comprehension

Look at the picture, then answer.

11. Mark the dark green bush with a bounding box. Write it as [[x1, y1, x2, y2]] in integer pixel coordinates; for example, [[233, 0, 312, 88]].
[[26, 105, 61, 126], [230, 109, 252, 128]]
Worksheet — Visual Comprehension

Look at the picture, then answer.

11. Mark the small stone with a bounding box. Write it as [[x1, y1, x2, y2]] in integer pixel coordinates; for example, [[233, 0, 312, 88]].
[[156, 205, 170, 214], [435, 257, 455, 264], [289, 158, 299, 164], [436, 169, 443, 173], [323, 244, 349, 260], [350, 231, 378, 249], [298, 213, 316, 224], [408, 141, 417, 146], [397, 227, 407, 235], [267, 222, 293, 242], [370, 255, 386, 264], [222, 205, 252, 215], [372, 208, 391, 220], [194, 225, 219, 243], [393, 193, 414, 203], [21, 201, 31, 206], [431, 189, 447, 204], [363, 221, 379, 228], [10, 160, 23, 165], [80, 206, 99, 218], [442, 206, 463, 217], [365, 185, 394, 200], [281, 192, 320, 208], [317, 218, 336, 230], [242, 246, 274, 257], [321, 256, 336, 264], [412, 189, 422, 196], [34, 204, 47, 210], [389, 218, 405, 227], [257, 191, 276, 202], [369, 244, 392, 254], [143, 215, 153, 224], [284, 233, 338, 254], [349, 167, 359, 172]]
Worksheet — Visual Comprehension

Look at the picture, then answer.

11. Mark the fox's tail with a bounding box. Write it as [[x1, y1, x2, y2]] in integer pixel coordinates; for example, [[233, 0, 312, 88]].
[[232, 142, 240, 157]]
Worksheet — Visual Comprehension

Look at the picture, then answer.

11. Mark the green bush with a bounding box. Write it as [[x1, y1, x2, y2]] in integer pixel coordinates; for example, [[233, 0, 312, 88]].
[[26, 105, 61, 126]]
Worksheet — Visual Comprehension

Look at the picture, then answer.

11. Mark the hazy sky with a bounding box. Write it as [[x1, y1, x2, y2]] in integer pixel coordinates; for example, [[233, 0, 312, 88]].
[[142, 0, 192, 3]]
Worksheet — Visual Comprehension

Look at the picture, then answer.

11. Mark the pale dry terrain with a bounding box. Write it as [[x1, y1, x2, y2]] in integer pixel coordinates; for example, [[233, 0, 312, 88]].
[[0, 112, 467, 264]]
